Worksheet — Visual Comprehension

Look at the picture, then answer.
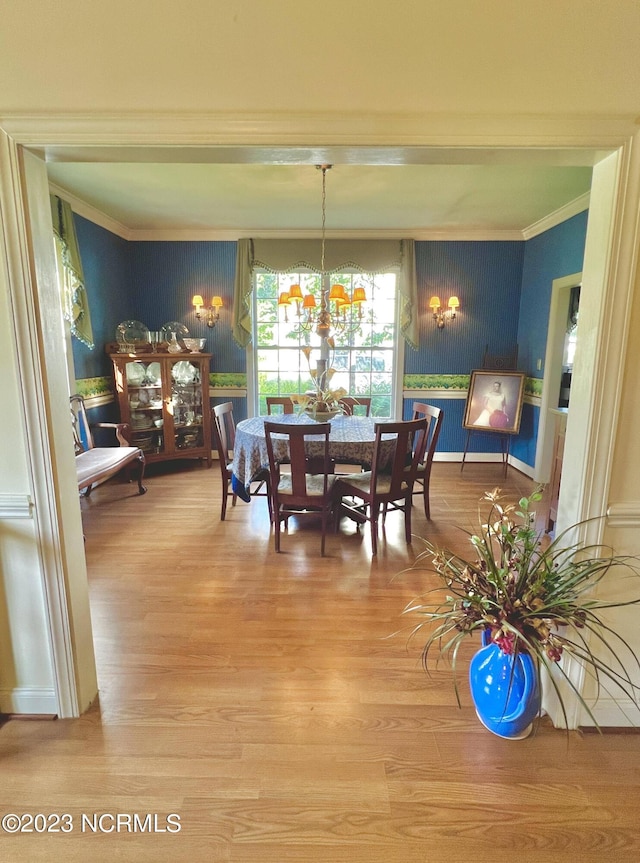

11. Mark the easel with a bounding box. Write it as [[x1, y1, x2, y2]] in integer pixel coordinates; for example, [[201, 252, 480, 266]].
[[460, 429, 511, 477], [461, 344, 519, 477]]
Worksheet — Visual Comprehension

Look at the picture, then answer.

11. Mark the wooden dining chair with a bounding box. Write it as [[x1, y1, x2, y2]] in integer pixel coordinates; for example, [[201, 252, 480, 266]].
[[266, 396, 295, 415], [211, 402, 270, 520], [411, 402, 444, 519], [338, 396, 372, 416], [334, 417, 428, 556], [264, 420, 336, 556]]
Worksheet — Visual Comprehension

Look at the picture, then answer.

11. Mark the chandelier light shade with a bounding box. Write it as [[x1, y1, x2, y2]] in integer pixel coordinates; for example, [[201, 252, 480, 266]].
[[277, 165, 370, 340]]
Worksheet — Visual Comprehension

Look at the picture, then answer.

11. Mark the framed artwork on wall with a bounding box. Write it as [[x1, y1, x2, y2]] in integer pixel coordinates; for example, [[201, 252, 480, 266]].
[[463, 370, 526, 435]]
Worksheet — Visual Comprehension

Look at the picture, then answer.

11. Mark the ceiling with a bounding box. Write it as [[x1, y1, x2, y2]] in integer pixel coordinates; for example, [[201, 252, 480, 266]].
[[46, 153, 594, 240]]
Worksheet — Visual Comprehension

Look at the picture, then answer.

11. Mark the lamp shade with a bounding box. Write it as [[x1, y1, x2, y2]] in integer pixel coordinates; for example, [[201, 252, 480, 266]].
[[211, 296, 224, 308], [192, 294, 204, 309], [352, 287, 367, 304], [448, 296, 460, 310], [278, 292, 291, 306], [288, 283, 303, 301], [302, 294, 317, 309], [429, 296, 442, 310]]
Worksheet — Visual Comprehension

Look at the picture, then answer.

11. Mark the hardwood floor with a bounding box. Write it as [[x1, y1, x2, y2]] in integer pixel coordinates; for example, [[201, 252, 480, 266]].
[[3, 460, 640, 862]]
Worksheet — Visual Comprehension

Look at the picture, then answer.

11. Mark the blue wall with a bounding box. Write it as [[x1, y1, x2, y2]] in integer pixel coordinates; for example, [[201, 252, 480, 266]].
[[511, 211, 588, 465], [129, 241, 245, 375], [517, 211, 588, 377], [73, 215, 588, 465], [72, 215, 133, 380], [408, 241, 524, 374]]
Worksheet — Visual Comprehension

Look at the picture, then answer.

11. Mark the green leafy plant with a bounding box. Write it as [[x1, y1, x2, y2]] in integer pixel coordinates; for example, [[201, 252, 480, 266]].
[[403, 487, 640, 729]]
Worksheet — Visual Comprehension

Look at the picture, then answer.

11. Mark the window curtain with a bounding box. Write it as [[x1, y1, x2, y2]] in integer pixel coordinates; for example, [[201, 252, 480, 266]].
[[50, 194, 94, 349], [232, 238, 418, 350]]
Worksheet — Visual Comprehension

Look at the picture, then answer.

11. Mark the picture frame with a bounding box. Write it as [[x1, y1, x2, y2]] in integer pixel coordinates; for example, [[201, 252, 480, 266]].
[[463, 369, 526, 435]]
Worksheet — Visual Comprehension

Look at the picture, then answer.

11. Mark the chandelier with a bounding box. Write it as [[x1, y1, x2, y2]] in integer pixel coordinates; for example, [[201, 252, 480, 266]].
[[277, 165, 369, 340]]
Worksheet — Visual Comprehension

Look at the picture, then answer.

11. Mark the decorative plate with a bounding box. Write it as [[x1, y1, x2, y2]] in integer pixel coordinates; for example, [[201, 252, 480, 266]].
[[125, 362, 146, 385], [161, 321, 190, 340], [116, 320, 150, 344], [146, 362, 162, 386], [171, 360, 198, 385]]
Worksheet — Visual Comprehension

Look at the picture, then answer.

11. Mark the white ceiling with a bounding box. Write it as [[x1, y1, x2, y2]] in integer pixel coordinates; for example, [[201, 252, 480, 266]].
[[46, 158, 593, 239]]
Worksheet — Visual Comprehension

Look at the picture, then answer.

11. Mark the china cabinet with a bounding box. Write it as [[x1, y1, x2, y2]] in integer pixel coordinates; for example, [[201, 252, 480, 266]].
[[109, 352, 212, 467]]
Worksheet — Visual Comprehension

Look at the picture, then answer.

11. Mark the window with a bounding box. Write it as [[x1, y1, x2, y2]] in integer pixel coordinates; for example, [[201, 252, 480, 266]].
[[253, 271, 398, 417]]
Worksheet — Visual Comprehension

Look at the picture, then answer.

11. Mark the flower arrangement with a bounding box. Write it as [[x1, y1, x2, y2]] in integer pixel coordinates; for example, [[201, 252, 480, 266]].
[[403, 487, 640, 729], [292, 345, 348, 418]]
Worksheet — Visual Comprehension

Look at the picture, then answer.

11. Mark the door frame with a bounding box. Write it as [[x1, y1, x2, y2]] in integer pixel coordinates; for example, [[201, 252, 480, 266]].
[[1, 114, 639, 723], [534, 270, 582, 484]]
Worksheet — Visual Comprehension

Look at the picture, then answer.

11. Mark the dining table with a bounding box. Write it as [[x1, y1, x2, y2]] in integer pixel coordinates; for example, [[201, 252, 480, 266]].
[[230, 413, 395, 501]]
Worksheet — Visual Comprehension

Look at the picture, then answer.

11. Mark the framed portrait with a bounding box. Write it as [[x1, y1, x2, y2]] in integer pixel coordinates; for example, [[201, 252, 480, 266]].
[[463, 370, 526, 435]]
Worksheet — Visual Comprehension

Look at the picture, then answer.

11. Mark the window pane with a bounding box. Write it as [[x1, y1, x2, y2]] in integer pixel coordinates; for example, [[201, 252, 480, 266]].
[[254, 271, 398, 418]]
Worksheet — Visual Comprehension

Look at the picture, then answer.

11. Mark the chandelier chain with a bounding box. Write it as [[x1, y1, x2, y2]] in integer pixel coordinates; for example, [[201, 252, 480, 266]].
[[317, 164, 330, 275]]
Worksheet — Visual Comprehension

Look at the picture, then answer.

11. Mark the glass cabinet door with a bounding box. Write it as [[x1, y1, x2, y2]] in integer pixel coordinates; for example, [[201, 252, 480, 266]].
[[170, 359, 205, 452], [124, 358, 166, 455]]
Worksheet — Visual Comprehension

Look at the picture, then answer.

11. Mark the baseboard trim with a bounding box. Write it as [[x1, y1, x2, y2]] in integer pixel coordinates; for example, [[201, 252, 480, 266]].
[[579, 698, 640, 728], [0, 687, 58, 715]]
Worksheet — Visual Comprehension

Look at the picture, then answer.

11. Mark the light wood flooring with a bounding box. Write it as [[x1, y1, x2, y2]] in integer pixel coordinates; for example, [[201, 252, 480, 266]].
[[2, 460, 640, 862]]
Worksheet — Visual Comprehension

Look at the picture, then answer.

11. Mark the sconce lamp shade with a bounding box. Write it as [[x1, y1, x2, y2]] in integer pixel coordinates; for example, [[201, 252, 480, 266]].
[[192, 294, 205, 310], [288, 284, 303, 301], [429, 295, 442, 311], [448, 296, 460, 310], [211, 296, 224, 308]]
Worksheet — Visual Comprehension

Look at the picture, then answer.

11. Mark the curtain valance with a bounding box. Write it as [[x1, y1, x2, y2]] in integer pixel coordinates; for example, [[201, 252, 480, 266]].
[[233, 238, 418, 350], [251, 239, 403, 274]]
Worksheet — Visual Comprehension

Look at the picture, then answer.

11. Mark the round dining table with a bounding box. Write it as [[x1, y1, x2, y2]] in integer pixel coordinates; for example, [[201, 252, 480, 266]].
[[231, 413, 394, 501]]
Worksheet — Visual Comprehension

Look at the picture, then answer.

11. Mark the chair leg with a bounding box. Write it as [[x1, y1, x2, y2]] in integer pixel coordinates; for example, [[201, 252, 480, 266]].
[[135, 454, 147, 495], [221, 481, 229, 521], [423, 481, 430, 520], [405, 494, 413, 544], [370, 503, 380, 556], [274, 510, 281, 552]]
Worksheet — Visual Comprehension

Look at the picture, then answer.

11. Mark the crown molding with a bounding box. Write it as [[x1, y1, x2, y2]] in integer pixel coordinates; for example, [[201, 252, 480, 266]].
[[522, 191, 591, 239], [127, 227, 525, 242], [49, 181, 132, 240]]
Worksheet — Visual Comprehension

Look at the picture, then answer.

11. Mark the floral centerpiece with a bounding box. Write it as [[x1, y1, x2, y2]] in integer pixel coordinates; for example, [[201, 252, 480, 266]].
[[403, 487, 640, 733], [292, 345, 348, 421]]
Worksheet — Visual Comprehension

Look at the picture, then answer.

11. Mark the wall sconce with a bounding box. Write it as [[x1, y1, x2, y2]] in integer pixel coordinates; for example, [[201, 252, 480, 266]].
[[192, 294, 223, 328], [429, 295, 460, 328]]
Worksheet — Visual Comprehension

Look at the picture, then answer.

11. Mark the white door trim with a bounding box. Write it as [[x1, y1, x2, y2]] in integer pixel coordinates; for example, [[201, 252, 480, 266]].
[[1, 113, 639, 724], [534, 271, 582, 483]]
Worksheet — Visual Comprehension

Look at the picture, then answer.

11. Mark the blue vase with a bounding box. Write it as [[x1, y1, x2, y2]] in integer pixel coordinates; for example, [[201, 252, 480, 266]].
[[469, 630, 541, 739]]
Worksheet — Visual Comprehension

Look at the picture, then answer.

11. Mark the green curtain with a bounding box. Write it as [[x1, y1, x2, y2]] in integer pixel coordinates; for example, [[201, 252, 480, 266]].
[[398, 239, 418, 351], [232, 238, 254, 348], [50, 195, 94, 349]]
